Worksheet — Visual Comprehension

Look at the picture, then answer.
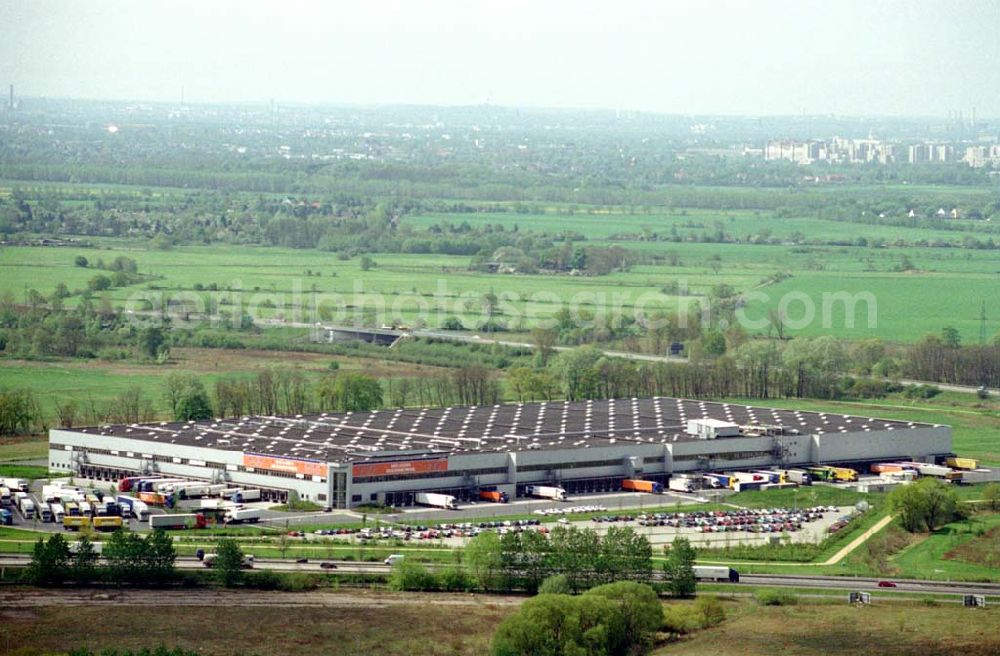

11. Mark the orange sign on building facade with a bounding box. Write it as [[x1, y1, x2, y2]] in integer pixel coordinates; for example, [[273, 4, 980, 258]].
[[243, 453, 327, 477], [351, 458, 448, 478]]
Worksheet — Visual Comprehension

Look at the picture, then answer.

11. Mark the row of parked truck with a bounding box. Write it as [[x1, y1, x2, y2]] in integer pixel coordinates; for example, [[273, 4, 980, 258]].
[[0, 479, 31, 525], [870, 458, 975, 482], [411, 486, 557, 510], [0, 481, 128, 531], [147, 506, 262, 530], [115, 476, 262, 508], [667, 466, 859, 493]]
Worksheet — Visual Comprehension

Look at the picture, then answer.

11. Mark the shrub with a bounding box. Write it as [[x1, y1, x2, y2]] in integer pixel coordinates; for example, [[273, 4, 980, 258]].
[[661, 605, 704, 634], [277, 572, 320, 592], [246, 569, 282, 590], [903, 384, 941, 399], [387, 560, 438, 591], [694, 595, 726, 627], [847, 378, 892, 399], [492, 584, 662, 656], [477, 318, 508, 333], [755, 590, 797, 606], [439, 565, 473, 592], [586, 582, 664, 654], [87, 274, 112, 291], [538, 574, 572, 595]]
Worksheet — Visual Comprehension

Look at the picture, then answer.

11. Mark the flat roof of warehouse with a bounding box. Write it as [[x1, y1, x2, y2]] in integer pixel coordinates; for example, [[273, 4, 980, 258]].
[[65, 397, 940, 466]]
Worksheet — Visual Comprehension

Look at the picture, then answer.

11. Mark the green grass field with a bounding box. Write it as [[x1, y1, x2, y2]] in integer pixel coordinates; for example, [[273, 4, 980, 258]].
[[3, 592, 1000, 656], [0, 438, 47, 462], [3, 216, 999, 341], [0, 464, 49, 479], [666, 600, 1000, 656], [0, 347, 446, 420], [889, 513, 1000, 582]]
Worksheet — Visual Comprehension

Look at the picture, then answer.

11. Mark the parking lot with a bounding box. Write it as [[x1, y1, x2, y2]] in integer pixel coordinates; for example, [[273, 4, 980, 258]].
[[283, 505, 856, 550], [9, 475, 850, 550]]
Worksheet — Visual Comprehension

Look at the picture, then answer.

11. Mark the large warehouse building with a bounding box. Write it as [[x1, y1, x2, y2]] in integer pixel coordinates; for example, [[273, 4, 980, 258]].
[[48, 397, 951, 508]]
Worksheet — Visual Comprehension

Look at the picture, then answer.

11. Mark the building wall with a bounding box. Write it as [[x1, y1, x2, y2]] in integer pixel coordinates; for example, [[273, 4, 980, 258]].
[[812, 426, 950, 463], [50, 424, 953, 509], [49, 430, 328, 502]]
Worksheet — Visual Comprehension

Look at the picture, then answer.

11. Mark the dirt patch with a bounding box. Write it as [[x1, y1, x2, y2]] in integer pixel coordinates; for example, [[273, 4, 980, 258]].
[[2, 348, 448, 379], [0, 589, 514, 656], [0, 608, 39, 620], [171, 347, 445, 377], [944, 525, 1000, 568], [668, 602, 1000, 656]]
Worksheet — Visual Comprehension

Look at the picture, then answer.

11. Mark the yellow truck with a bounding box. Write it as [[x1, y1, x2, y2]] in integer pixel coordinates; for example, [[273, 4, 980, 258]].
[[945, 457, 979, 470], [62, 516, 90, 531], [92, 516, 123, 532], [829, 466, 858, 482]]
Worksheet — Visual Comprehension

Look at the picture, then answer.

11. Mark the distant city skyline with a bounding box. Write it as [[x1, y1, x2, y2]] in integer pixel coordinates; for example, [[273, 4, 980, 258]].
[[2, 0, 1000, 117]]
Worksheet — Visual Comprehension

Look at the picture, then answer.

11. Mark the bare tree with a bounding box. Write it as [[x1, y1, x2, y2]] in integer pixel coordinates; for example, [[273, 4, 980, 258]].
[[54, 399, 78, 429]]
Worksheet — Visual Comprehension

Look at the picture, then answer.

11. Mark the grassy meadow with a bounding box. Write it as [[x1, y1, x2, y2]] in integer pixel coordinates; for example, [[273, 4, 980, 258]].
[[666, 600, 1000, 656], [3, 201, 1000, 342], [0, 347, 447, 419], [2, 593, 999, 656]]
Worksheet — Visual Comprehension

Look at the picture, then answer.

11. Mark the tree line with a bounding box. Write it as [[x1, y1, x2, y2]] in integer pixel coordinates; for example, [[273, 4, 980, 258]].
[[25, 530, 176, 587], [4, 330, 988, 436], [463, 525, 654, 594]]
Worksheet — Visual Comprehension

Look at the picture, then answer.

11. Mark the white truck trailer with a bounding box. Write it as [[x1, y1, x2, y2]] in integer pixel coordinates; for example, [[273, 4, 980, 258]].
[[166, 482, 227, 499], [0, 478, 28, 492], [151, 479, 189, 493], [200, 498, 236, 510], [692, 566, 740, 582], [202, 553, 254, 569], [219, 488, 261, 503], [781, 469, 813, 485], [668, 476, 697, 493], [414, 492, 458, 509], [225, 508, 263, 524], [149, 513, 207, 530], [524, 485, 568, 501]]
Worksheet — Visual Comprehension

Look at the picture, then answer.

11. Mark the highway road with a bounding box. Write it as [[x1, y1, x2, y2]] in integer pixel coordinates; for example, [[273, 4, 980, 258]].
[[274, 320, 996, 395], [1, 554, 995, 597], [0, 554, 391, 575], [263, 319, 691, 365], [738, 574, 1000, 597]]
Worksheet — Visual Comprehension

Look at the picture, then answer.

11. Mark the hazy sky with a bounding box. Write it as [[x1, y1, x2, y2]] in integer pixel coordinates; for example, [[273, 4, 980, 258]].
[[2, 0, 999, 116]]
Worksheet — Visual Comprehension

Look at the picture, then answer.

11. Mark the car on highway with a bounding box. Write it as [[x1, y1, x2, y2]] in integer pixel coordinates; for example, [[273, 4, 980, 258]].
[[320, 562, 338, 570], [295, 558, 309, 563], [878, 580, 897, 588]]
